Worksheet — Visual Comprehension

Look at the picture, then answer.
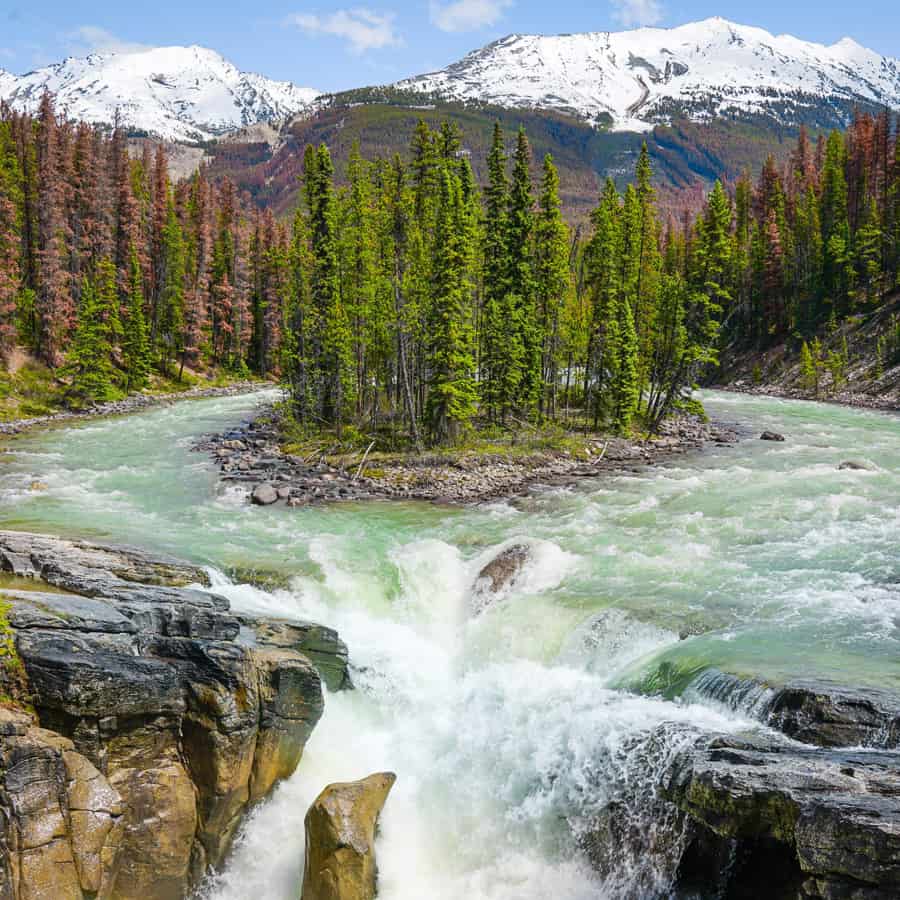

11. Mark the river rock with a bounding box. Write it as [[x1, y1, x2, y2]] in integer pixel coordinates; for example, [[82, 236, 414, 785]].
[[301, 772, 396, 900], [687, 669, 900, 749], [760, 431, 786, 441], [251, 483, 279, 505], [766, 679, 900, 749], [471, 543, 531, 615], [839, 459, 874, 471], [239, 615, 352, 692], [0, 530, 335, 900], [665, 733, 900, 898]]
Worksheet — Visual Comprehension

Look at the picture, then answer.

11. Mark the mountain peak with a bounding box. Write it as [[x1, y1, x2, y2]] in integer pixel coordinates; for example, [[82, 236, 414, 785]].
[[0, 45, 320, 144], [395, 19, 900, 133]]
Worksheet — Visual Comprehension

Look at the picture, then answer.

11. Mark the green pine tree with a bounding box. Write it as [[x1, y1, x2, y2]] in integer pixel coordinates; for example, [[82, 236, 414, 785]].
[[612, 298, 640, 432], [121, 245, 151, 392], [65, 260, 121, 405], [426, 168, 478, 444], [507, 126, 539, 414], [533, 153, 570, 420], [310, 144, 355, 427]]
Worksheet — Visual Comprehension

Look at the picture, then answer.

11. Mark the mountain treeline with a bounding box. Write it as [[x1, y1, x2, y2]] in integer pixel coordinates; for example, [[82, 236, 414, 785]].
[[2, 96, 898, 441]]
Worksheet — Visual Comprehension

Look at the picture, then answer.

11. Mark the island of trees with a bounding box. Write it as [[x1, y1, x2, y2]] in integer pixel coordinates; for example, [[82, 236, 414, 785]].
[[0, 97, 898, 442]]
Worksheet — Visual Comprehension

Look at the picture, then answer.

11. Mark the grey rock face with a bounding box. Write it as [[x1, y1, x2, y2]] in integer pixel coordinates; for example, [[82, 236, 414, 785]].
[[664, 734, 900, 898], [767, 680, 900, 749]]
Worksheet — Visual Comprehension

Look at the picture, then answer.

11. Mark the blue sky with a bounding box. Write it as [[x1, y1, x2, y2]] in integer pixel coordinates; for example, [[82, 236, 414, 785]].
[[1, 0, 897, 92]]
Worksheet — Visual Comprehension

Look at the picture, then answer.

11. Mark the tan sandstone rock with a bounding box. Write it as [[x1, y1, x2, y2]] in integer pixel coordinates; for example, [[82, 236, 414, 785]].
[[301, 772, 396, 900]]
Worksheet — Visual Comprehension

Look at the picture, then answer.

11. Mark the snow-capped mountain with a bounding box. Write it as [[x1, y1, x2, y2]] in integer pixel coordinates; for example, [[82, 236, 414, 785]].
[[395, 18, 900, 132], [0, 45, 320, 144]]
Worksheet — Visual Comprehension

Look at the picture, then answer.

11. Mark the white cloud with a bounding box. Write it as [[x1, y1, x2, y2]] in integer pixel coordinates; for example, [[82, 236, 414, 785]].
[[429, 0, 512, 33], [285, 8, 402, 53], [66, 26, 150, 56], [611, 0, 663, 27]]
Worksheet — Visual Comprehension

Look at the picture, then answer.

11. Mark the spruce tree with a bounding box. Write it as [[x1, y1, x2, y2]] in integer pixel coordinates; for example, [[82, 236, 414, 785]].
[[585, 178, 623, 427], [121, 246, 151, 391], [65, 260, 120, 404], [533, 154, 570, 419], [310, 144, 354, 426], [480, 122, 514, 422], [426, 168, 477, 443], [158, 200, 185, 372], [612, 298, 640, 432], [507, 126, 538, 413]]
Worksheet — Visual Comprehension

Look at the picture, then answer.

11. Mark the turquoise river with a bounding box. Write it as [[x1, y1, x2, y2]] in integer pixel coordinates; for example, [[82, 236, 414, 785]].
[[0, 390, 897, 898]]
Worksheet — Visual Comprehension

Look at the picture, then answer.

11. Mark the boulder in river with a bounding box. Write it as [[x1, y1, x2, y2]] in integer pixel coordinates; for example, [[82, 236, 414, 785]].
[[301, 772, 396, 900], [251, 483, 279, 505], [471, 543, 531, 615], [759, 431, 785, 441], [838, 459, 874, 471]]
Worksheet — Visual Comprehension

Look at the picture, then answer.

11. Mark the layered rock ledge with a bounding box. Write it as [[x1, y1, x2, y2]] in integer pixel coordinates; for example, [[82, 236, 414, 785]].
[[0, 530, 349, 900]]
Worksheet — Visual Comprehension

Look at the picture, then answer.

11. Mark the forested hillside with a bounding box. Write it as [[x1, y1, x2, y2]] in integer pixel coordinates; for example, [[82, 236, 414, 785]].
[[1, 96, 898, 438], [204, 96, 805, 225]]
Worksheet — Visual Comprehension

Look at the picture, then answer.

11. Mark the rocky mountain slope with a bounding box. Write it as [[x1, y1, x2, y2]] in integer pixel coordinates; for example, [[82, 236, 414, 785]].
[[0, 45, 320, 143], [395, 18, 900, 131]]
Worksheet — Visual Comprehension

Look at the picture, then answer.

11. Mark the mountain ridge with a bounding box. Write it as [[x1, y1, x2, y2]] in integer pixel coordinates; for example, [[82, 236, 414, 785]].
[[0, 44, 320, 143], [393, 17, 900, 132]]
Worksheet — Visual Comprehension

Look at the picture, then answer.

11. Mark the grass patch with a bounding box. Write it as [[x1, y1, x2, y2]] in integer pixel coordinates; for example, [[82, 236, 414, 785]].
[[0, 362, 66, 421]]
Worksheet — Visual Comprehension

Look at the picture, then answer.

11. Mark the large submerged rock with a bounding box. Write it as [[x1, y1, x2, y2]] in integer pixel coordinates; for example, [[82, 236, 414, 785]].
[[301, 772, 396, 900], [0, 530, 342, 900], [470, 543, 531, 615]]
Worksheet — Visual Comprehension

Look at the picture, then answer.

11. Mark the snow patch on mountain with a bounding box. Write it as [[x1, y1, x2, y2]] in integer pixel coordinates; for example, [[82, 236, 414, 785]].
[[0, 45, 320, 143], [395, 18, 900, 131]]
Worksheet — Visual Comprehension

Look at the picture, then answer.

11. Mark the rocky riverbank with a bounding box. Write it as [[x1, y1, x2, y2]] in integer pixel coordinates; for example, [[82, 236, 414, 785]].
[[718, 378, 900, 413], [714, 295, 900, 413], [194, 410, 742, 506], [0, 530, 349, 900], [0, 381, 273, 436]]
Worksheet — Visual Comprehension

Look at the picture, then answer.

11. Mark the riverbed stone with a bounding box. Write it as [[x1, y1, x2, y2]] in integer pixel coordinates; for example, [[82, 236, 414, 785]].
[[251, 483, 279, 505], [760, 430, 785, 441], [839, 459, 874, 471], [301, 772, 396, 900]]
